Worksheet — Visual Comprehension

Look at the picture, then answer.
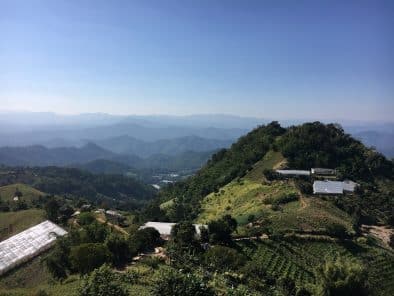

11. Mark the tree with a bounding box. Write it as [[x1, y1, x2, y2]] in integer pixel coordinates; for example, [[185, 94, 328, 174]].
[[78, 212, 96, 226], [171, 222, 198, 248], [203, 245, 246, 271], [315, 256, 369, 296], [208, 215, 237, 245], [105, 233, 130, 267], [129, 227, 161, 253], [326, 223, 348, 239], [79, 264, 128, 296], [152, 267, 214, 296], [70, 243, 112, 274], [44, 199, 60, 222], [44, 237, 71, 280]]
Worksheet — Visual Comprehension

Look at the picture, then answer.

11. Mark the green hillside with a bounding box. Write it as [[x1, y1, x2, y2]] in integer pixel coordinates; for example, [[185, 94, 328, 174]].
[[0, 183, 45, 204], [0, 209, 46, 240]]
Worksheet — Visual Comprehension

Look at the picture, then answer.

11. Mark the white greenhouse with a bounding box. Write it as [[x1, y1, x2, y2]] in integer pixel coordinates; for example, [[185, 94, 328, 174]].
[[0, 220, 67, 276]]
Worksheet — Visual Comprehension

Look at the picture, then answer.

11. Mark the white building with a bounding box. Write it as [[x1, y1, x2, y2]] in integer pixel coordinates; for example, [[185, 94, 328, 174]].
[[0, 220, 67, 276], [313, 180, 358, 195], [139, 222, 207, 238], [275, 170, 310, 176]]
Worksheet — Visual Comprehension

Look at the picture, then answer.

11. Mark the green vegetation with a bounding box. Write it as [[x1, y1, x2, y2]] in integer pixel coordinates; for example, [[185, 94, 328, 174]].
[[0, 166, 157, 211], [0, 183, 45, 204], [198, 179, 298, 226], [1, 121, 393, 296], [0, 209, 45, 240]]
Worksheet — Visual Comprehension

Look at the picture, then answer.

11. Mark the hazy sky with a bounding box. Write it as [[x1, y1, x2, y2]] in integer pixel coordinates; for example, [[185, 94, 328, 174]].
[[1, 0, 393, 121]]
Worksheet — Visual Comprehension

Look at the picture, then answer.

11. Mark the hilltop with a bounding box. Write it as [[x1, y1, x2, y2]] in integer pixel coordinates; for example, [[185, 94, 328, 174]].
[[158, 122, 393, 224]]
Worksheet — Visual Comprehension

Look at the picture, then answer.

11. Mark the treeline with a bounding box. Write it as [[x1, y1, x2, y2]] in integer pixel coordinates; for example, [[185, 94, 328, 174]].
[[0, 166, 157, 209], [276, 122, 393, 181]]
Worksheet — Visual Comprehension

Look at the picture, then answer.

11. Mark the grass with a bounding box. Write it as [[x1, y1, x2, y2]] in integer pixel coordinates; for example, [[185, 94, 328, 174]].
[[198, 179, 298, 225], [0, 209, 46, 240], [197, 178, 353, 233], [245, 150, 285, 182], [0, 254, 82, 296], [0, 183, 46, 205]]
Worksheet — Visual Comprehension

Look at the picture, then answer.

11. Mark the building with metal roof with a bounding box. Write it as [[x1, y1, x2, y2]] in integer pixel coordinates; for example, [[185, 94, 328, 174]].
[[313, 181, 343, 194], [139, 222, 207, 238], [275, 170, 310, 176], [313, 180, 358, 195], [342, 180, 358, 192], [311, 168, 336, 175], [0, 220, 67, 276]]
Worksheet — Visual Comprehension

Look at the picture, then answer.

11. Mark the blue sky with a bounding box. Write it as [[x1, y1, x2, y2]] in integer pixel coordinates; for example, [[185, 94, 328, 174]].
[[1, 0, 393, 121]]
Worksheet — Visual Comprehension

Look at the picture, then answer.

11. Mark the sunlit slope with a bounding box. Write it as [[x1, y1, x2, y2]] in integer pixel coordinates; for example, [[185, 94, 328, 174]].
[[197, 150, 354, 233], [0, 183, 46, 204], [0, 209, 46, 240]]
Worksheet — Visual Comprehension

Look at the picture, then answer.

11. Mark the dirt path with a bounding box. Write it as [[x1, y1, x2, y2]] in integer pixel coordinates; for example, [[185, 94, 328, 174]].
[[96, 217, 129, 236], [361, 225, 394, 246]]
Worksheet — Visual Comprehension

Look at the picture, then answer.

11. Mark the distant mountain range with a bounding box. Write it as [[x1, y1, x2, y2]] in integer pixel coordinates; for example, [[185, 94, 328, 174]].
[[0, 143, 216, 172], [354, 131, 394, 158], [0, 111, 392, 159], [93, 135, 233, 157]]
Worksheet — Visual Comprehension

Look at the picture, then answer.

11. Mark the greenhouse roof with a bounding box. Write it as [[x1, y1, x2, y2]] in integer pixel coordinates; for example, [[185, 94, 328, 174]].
[[0, 220, 67, 275]]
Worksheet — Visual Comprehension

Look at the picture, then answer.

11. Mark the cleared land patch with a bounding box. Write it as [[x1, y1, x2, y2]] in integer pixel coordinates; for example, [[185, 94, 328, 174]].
[[0, 183, 46, 205], [0, 209, 46, 240]]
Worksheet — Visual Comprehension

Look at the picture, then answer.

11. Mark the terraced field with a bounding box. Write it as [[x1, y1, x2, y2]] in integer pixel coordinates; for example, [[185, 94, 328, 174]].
[[239, 239, 394, 295]]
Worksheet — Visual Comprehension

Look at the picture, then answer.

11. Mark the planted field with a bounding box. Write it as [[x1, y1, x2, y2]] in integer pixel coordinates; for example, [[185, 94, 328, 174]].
[[239, 239, 394, 295], [0, 209, 46, 240], [268, 197, 354, 233]]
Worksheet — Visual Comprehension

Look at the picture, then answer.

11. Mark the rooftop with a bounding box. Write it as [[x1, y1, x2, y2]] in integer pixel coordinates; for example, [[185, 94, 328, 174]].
[[0, 220, 67, 275]]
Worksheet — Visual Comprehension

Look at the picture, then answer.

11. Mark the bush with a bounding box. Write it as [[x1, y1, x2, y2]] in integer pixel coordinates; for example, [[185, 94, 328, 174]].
[[208, 215, 237, 245], [70, 243, 112, 274], [78, 212, 96, 226], [315, 256, 369, 296], [204, 246, 246, 271], [152, 267, 214, 296], [326, 223, 348, 239], [105, 233, 131, 267], [130, 227, 161, 253], [79, 264, 128, 296], [274, 193, 299, 205]]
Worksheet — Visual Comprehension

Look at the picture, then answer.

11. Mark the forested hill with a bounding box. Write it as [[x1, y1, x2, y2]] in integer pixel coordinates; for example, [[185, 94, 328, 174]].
[[0, 166, 157, 209], [157, 121, 393, 221]]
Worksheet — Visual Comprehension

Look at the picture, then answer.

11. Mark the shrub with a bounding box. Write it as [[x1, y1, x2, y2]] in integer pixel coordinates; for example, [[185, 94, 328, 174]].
[[326, 223, 348, 239], [70, 243, 112, 274], [105, 233, 131, 267], [78, 212, 96, 226], [151, 267, 214, 296], [208, 215, 237, 245], [315, 256, 369, 296], [79, 264, 128, 296], [204, 245, 246, 271], [130, 227, 161, 253]]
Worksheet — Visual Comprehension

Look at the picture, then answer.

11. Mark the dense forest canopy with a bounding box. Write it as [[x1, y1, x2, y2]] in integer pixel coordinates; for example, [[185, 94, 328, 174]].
[[0, 166, 157, 209]]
